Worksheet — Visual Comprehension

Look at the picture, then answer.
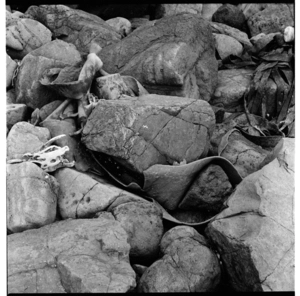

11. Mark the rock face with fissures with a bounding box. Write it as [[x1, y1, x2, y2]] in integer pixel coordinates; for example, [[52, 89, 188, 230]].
[[82, 94, 215, 173]]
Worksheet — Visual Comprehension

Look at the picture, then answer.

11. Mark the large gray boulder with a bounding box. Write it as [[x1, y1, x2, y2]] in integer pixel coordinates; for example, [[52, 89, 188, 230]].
[[8, 216, 136, 293], [206, 138, 294, 291], [82, 94, 215, 173], [99, 13, 218, 101]]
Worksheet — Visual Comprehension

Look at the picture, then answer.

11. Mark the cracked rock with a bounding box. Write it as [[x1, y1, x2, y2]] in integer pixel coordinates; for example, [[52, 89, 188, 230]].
[[25, 4, 121, 54], [99, 13, 218, 101], [8, 215, 136, 293], [138, 226, 221, 292], [206, 138, 294, 291], [82, 94, 215, 173], [7, 162, 59, 233]]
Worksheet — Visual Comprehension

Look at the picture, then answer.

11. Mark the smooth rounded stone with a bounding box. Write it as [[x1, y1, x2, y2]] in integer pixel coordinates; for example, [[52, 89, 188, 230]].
[[238, 4, 267, 20], [6, 54, 17, 88], [109, 201, 164, 259], [106, 17, 132, 37], [212, 4, 248, 33], [178, 164, 233, 213], [219, 130, 269, 178], [8, 216, 136, 293], [155, 4, 203, 18], [82, 94, 215, 173], [7, 89, 16, 104], [210, 22, 253, 51], [6, 18, 52, 59], [15, 40, 82, 109], [6, 162, 59, 233], [54, 168, 145, 219], [6, 121, 51, 160], [210, 68, 254, 113], [201, 4, 222, 21], [247, 4, 294, 37], [250, 32, 279, 53], [25, 4, 121, 54], [6, 104, 28, 130], [138, 226, 221, 292], [214, 34, 243, 60], [99, 13, 218, 102], [206, 138, 294, 291]]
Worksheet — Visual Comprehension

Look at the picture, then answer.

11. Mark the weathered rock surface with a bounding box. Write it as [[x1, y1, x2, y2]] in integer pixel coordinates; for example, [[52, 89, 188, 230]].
[[15, 39, 82, 109], [250, 32, 279, 53], [6, 17, 52, 59], [106, 17, 132, 37], [206, 138, 294, 291], [6, 89, 16, 104], [6, 53, 17, 88], [7, 162, 59, 233], [82, 94, 215, 173], [25, 4, 121, 54], [138, 226, 221, 292], [210, 68, 254, 112], [6, 104, 28, 130], [212, 4, 248, 33], [247, 4, 294, 37], [214, 34, 243, 60], [129, 17, 150, 31], [238, 4, 267, 21], [8, 216, 136, 293], [6, 121, 51, 160], [178, 164, 233, 213], [155, 4, 203, 19], [54, 168, 146, 219], [99, 13, 218, 101], [201, 4, 222, 21], [109, 200, 164, 259]]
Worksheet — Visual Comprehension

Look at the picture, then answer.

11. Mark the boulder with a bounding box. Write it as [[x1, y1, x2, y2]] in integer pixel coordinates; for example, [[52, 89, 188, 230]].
[[6, 121, 50, 160], [6, 54, 17, 88], [106, 17, 132, 37], [138, 226, 221, 292], [238, 4, 267, 21], [15, 39, 82, 109], [250, 32, 279, 53], [54, 168, 146, 219], [99, 13, 218, 101], [155, 4, 203, 19], [206, 138, 294, 291], [247, 4, 294, 37], [82, 94, 215, 173], [25, 4, 121, 54], [178, 164, 233, 213], [6, 104, 28, 130], [212, 4, 248, 33], [8, 216, 136, 293], [201, 4, 222, 21], [129, 17, 150, 31], [6, 17, 52, 59], [210, 68, 254, 112], [214, 34, 243, 60], [6, 162, 59, 233], [109, 201, 164, 259]]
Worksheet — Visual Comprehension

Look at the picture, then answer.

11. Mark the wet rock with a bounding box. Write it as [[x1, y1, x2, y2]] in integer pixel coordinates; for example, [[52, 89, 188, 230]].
[[210, 68, 254, 112], [138, 226, 221, 292], [8, 216, 136, 293], [99, 14, 218, 101], [201, 4, 222, 21], [15, 39, 82, 109], [25, 4, 121, 54], [247, 4, 294, 37], [109, 201, 164, 259], [214, 34, 243, 60], [7, 162, 59, 233], [212, 4, 248, 33], [155, 4, 203, 19], [206, 138, 294, 291], [82, 94, 215, 173], [54, 168, 142, 219], [6, 121, 50, 160], [6, 104, 28, 130], [106, 17, 132, 37], [219, 129, 269, 178], [238, 4, 267, 21], [6, 54, 17, 88], [6, 18, 52, 60], [178, 164, 233, 213]]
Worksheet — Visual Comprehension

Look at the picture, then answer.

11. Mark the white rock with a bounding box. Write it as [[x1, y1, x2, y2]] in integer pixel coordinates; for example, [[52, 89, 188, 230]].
[[106, 17, 132, 37], [284, 26, 294, 42], [6, 104, 28, 130], [214, 33, 243, 60]]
